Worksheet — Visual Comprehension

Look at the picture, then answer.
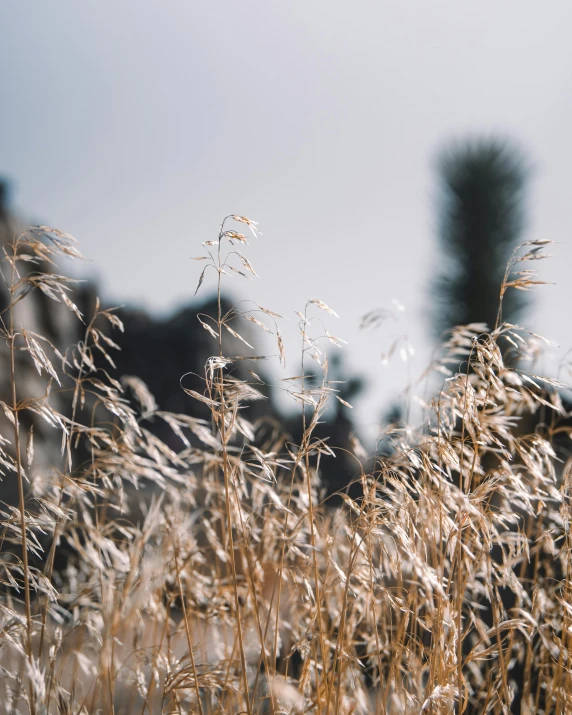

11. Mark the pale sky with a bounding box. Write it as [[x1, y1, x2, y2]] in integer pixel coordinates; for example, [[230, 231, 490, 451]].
[[2, 1, 571, 438]]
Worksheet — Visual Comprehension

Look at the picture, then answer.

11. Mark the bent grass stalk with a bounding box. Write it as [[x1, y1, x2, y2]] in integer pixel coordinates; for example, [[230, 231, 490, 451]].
[[7, 236, 35, 714]]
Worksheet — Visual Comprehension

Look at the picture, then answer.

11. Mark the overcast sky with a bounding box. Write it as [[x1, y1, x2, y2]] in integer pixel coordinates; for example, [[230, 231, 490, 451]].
[[1, 1, 571, 438]]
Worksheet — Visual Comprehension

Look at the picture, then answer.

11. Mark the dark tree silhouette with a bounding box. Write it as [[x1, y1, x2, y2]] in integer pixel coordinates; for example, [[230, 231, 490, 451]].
[[431, 138, 530, 339]]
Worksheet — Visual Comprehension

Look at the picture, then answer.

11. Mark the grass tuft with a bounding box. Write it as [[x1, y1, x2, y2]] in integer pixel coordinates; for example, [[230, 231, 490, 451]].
[[0, 220, 570, 714]]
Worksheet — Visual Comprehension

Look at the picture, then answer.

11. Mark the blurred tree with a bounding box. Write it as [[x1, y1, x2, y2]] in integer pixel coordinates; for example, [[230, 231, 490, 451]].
[[431, 138, 530, 339]]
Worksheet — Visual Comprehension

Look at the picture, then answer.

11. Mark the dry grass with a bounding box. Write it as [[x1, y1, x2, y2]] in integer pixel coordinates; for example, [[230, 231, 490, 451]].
[[0, 220, 570, 714]]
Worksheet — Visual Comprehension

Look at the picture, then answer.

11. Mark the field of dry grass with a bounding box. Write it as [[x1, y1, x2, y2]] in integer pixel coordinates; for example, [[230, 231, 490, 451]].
[[0, 218, 571, 714]]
